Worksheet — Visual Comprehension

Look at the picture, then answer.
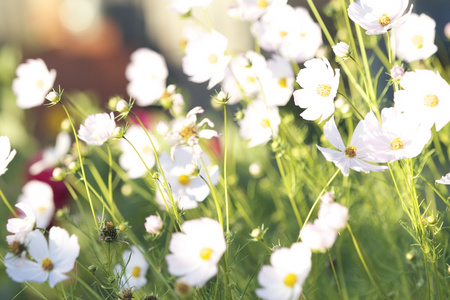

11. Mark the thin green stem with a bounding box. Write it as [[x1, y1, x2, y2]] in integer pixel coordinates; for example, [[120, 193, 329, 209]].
[[415, 171, 450, 208], [60, 102, 98, 229], [199, 156, 223, 227], [328, 250, 342, 299], [337, 92, 364, 119], [0, 187, 17, 217], [302, 169, 340, 228], [106, 143, 114, 216], [385, 31, 392, 67], [223, 104, 230, 234]]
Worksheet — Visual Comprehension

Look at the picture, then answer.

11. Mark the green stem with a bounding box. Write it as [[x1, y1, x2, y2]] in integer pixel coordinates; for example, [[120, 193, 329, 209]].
[[60, 102, 98, 229], [328, 250, 342, 299], [0, 187, 17, 217], [223, 104, 230, 234], [106, 143, 114, 216], [337, 92, 364, 119], [199, 156, 223, 227]]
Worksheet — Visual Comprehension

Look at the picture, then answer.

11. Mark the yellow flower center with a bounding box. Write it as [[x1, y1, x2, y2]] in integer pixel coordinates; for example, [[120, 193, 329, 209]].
[[131, 266, 141, 278], [317, 84, 332, 97], [200, 248, 213, 260], [257, 0, 267, 8], [278, 77, 287, 88], [142, 145, 152, 153], [178, 174, 191, 186], [345, 146, 357, 158], [279, 31, 288, 37], [36, 79, 44, 89], [42, 258, 54, 271], [391, 138, 403, 150], [412, 35, 424, 49], [208, 54, 218, 64], [424, 94, 438, 107], [284, 273, 297, 287], [261, 119, 271, 128], [247, 76, 256, 83], [379, 14, 391, 27], [180, 125, 196, 139], [300, 32, 307, 38], [38, 206, 46, 212]]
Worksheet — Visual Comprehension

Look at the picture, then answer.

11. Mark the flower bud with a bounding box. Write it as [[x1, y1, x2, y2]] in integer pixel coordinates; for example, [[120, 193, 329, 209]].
[[332, 42, 350, 57], [111, 127, 125, 139], [88, 265, 98, 273], [68, 161, 80, 173], [108, 96, 121, 111], [185, 163, 200, 177], [52, 167, 65, 181], [145, 215, 163, 234], [426, 215, 436, 225], [251, 228, 263, 240], [46, 91, 60, 104], [121, 183, 133, 196], [60, 119, 71, 132], [390, 66, 404, 81], [116, 99, 129, 113]]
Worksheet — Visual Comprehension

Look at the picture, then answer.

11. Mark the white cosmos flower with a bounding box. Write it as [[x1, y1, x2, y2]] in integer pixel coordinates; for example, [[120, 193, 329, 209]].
[[167, 0, 212, 14], [256, 242, 312, 300], [294, 57, 339, 123], [394, 69, 450, 131], [348, 0, 413, 35], [156, 147, 219, 210], [18, 181, 55, 229], [6, 203, 36, 245], [182, 30, 231, 89], [166, 218, 226, 287], [317, 116, 388, 177], [118, 125, 158, 179], [252, 5, 322, 63], [393, 13, 437, 62], [0, 136, 16, 176], [78, 112, 116, 146], [332, 42, 350, 57], [126, 48, 168, 106], [115, 246, 149, 289], [5, 226, 80, 288], [12, 58, 57, 109], [436, 173, 450, 185], [362, 108, 431, 163], [300, 219, 338, 252], [29, 132, 71, 175], [239, 98, 280, 147], [228, 0, 287, 22], [264, 55, 294, 107]]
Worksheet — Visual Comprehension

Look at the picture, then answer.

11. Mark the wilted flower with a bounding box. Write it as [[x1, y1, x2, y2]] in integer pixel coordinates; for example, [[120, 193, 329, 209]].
[[393, 13, 438, 62], [115, 246, 149, 289], [126, 48, 168, 106], [78, 112, 116, 146], [332, 42, 350, 57], [144, 215, 163, 234], [0, 136, 16, 177], [29, 132, 71, 175], [293, 57, 340, 123], [256, 242, 312, 300], [166, 106, 219, 159], [5, 226, 80, 288], [12, 58, 57, 109], [317, 116, 388, 177], [348, 0, 413, 35], [18, 181, 55, 229], [166, 218, 226, 287]]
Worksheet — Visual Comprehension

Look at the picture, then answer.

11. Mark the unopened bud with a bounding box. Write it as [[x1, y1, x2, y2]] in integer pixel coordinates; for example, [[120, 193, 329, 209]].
[[251, 228, 263, 240], [88, 265, 98, 273], [332, 42, 350, 58], [112, 127, 125, 139], [121, 183, 133, 196], [390, 66, 404, 81], [116, 99, 129, 113], [46, 91, 60, 104], [52, 167, 65, 181], [427, 216, 436, 225]]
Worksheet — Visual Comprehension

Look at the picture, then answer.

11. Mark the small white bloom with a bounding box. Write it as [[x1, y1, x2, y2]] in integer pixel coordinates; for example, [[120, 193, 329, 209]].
[[228, 0, 287, 22], [118, 125, 158, 179], [436, 173, 450, 185], [293, 57, 340, 123], [144, 215, 163, 234], [238, 98, 280, 147], [182, 30, 231, 89], [256, 242, 312, 300], [317, 116, 388, 177], [45, 91, 60, 104], [0, 136, 16, 176], [318, 202, 348, 231], [29, 132, 71, 175], [264, 55, 295, 107], [156, 147, 219, 210], [5, 227, 80, 288], [393, 13, 438, 62], [6, 203, 36, 245], [394, 69, 450, 131], [115, 246, 149, 289], [348, 0, 413, 35], [445, 22, 450, 40], [300, 219, 337, 252], [390, 65, 404, 80], [166, 218, 226, 287], [167, 0, 212, 14], [332, 42, 350, 57], [18, 181, 55, 229], [320, 192, 335, 204], [78, 112, 116, 146], [126, 48, 168, 106], [12, 58, 57, 109]]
